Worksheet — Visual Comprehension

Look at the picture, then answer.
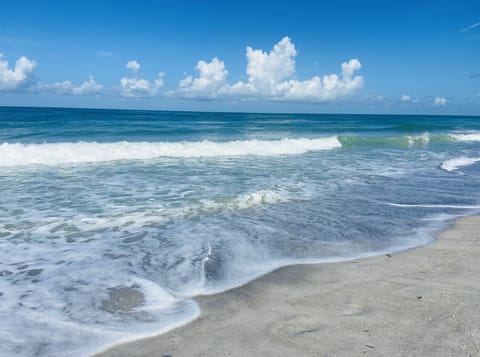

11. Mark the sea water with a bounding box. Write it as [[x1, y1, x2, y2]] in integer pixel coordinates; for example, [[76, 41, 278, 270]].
[[0, 107, 479, 356]]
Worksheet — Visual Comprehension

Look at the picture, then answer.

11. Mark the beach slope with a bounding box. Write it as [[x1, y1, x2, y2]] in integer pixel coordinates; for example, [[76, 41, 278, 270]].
[[97, 216, 480, 356]]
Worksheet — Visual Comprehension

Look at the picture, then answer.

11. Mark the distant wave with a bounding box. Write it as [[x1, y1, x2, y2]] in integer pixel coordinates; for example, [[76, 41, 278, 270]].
[[0, 137, 341, 167], [338, 131, 480, 148], [440, 157, 480, 172], [338, 133, 432, 147], [449, 133, 480, 142]]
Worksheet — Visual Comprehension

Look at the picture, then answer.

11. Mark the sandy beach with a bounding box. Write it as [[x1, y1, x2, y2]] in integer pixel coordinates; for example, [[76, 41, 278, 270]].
[[96, 215, 480, 357]]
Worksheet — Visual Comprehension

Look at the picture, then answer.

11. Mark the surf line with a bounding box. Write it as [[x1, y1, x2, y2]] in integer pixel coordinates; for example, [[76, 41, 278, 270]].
[[383, 202, 480, 209]]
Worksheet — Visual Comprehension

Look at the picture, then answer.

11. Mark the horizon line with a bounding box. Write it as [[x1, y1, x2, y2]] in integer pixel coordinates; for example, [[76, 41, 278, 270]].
[[0, 104, 477, 118]]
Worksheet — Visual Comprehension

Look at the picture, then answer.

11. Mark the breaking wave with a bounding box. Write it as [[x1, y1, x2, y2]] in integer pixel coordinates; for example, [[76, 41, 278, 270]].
[[338, 133, 432, 147], [1, 131, 479, 168], [449, 133, 480, 142], [0, 137, 341, 167]]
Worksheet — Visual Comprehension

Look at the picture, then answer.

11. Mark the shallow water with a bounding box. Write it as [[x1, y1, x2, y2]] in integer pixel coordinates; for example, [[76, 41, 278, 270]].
[[0, 107, 479, 356]]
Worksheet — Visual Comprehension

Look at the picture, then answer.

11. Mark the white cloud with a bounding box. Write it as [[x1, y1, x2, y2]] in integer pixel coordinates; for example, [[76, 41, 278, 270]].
[[177, 37, 363, 102], [356, 94, 385, 105], [120, 75, 164, 97], [38, 75, 103, 95], [400, 94, 411, 102], [72, 76, 103, 95], [274, 58, 363, 102], [244, 36, 296, 92], [120, 60, 164, 97], [0, 53, 37, 91], [126, 60, 141, 73], [178, 57, 229, 98], [433, 96, 447, 107]]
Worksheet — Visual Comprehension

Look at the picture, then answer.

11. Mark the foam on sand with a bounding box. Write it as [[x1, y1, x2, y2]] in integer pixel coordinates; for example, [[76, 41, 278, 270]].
[[93, 216, 480, 357]]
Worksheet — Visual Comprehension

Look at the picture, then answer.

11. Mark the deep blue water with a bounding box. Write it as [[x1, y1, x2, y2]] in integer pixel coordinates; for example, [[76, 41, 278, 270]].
[[0, 107, 479, 356]]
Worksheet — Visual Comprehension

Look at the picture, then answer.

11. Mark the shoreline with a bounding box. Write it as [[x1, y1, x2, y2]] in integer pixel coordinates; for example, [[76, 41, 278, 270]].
[[95, 215, 480, 356]]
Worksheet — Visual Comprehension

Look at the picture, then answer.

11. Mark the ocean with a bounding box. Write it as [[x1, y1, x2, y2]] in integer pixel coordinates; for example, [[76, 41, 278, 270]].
[[0, 107, 479, 356]]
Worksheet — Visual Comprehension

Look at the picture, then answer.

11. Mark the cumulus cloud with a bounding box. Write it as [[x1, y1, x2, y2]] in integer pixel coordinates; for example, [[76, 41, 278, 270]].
[[38, 75, 103, 95], [400, 94, 411, 102], [273, 58, 363, 102], [0, 53, 37, 91], [177, 37, 363, 102], [178, 57, 229, 98], [126, 60, 141, 73], [73, 76, 103, 95], [120, 60, 164, 97], [433, 96, 447, 107], [244, 36, 297, 92]]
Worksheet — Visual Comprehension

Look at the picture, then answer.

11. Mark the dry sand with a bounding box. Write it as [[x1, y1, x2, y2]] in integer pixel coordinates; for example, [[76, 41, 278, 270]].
[[96, 216, 480, 356]]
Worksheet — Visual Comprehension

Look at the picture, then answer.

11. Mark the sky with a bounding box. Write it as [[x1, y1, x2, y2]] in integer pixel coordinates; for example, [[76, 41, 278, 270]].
[[0, 0, 479, 115]]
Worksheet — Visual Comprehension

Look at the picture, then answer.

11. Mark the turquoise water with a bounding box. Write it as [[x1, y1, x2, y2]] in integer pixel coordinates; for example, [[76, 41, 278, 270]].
[[0, 107, 479, 356]]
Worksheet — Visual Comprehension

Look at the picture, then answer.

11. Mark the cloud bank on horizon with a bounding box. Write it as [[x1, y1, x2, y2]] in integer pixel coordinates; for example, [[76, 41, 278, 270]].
[[1, 38, 364, 103], [120, 60, 164, 97], [36, 76, 104, 96], [434, 96, 447, 107], [0, 37, 447, 107]]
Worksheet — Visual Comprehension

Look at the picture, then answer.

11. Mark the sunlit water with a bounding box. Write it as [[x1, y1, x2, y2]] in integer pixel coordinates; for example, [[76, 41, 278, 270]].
[[0, 107, 479, 356]]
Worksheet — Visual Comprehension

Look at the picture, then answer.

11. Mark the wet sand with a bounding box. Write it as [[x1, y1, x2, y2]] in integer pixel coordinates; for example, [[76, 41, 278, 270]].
[[96, 216, 480, 356]]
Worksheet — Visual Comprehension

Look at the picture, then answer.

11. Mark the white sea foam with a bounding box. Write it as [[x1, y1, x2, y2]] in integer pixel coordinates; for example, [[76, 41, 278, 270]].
[[450, 133, 480, 142], [0, 187, 297, 357], [385, 202, 480, 209], [450, 133, 480, 141], [0, 137, 341, 167], [197, 190, 292, 212], [2, 189, 296, 238], [440, 157, 480, 172], [406, 132, 430, 146]]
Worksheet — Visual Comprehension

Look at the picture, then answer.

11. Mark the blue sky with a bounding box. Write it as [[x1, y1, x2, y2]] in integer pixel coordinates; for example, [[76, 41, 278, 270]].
[[0, 0, 478, 114]]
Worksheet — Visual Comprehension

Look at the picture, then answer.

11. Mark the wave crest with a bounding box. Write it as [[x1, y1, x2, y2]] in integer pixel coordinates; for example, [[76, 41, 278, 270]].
[[449, 133, 480, 142], [338, 133, 432, 147], [0, 137, 341, 167], [2, 130, 479, 168]]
